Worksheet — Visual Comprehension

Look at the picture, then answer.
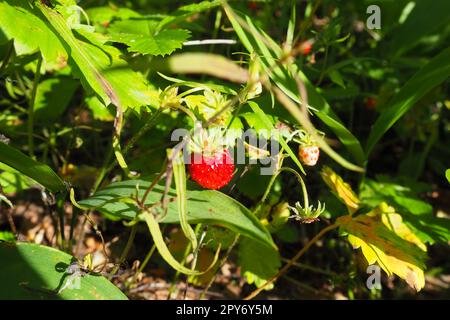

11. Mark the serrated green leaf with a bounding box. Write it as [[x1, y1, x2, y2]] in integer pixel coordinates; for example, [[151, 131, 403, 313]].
[[110, 29, 191, 57]]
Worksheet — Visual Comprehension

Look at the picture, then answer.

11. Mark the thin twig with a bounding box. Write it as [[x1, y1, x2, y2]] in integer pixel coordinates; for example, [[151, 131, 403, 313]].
[[244, 223, 339, 300]]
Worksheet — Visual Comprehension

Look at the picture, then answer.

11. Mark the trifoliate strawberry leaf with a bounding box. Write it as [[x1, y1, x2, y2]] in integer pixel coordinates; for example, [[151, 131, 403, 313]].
[[238, 238, 281, 290], [338, 204, 428, 292], [0, 0, 68, 71], [109, 29, 191, 57]]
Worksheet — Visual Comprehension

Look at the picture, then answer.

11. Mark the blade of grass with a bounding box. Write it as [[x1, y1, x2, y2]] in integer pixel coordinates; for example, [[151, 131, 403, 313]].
[[365, 47, 450, 156]]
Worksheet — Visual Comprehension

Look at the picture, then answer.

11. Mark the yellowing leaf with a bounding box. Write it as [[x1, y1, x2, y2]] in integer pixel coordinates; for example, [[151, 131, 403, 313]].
[[337, 206, 428, 292], [320, 166, 360, 212], [375, 203, 427, 252]]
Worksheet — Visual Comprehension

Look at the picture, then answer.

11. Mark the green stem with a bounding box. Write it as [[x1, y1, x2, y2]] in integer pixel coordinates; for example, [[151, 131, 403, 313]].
[[123, 109, 163, 156], [110, 223, 138, 277], [131, 243, 156, 285], [316, 45, 329, 86], [28, 55, 43, 158], [0, 40, 14, 76], [199, 234, 239, 299], [281, 167, 309, 209]]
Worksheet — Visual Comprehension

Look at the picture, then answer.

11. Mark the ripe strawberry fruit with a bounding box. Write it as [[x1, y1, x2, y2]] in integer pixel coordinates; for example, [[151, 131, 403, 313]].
[[299, 41, 313, 56], [365, 97, 377, 110], [188, 149, 235, 190], [248, 1, 258, 10], [299, 145, 320, 166]]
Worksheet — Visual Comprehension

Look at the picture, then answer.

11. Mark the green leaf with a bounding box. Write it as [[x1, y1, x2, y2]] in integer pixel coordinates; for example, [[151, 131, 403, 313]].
[[79, 179, 275, 249], [0, 242, 127, 299], [366, 47, 450, 156], [34, 77, 79, 123], [238, 238, 281, 290], [0, 142, 65, 193], [157, 0, 221, 30], [360, 177, 450, 244], [224, 8, 365, 166], [85, 96, 114, 121], [247, 101, 305, 175], [320, 166, 360, 213], [389, 0, 450, 57], [0, 0, 68, 71], [0, 163, 34, 194], [36, 2, 153, 110], [328, 70, 346, 88], [158, 72, 237, 95], [446, 169, 450, 183], [0, 231, 15, 242], [110, 29, 191, 57], [86, 6, 141, 25]]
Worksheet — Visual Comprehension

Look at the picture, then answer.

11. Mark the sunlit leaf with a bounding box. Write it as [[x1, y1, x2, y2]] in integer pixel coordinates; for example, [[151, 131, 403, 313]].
[[0, 242, 127, 299], [36, 2, 153, 110], [360, 177, 450, 244], [110, 29, 190, 57], [338, 205, 428, 292], [0, 0, 68, 71], [0, 142, 66, 193], [79, 179, 275, 249], [320, 166, 360, 213], [238, 238, 281, 290], [224, 7, 366, 166]]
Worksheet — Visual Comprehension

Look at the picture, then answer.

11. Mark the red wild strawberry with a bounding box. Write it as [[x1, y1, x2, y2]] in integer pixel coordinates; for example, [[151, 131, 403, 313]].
[[188, 149, 235, 190], [299, 145, 320, 166], [299, 41, 313, 56], [248, 1, 258, 10], [365, 97, 377, 110]]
